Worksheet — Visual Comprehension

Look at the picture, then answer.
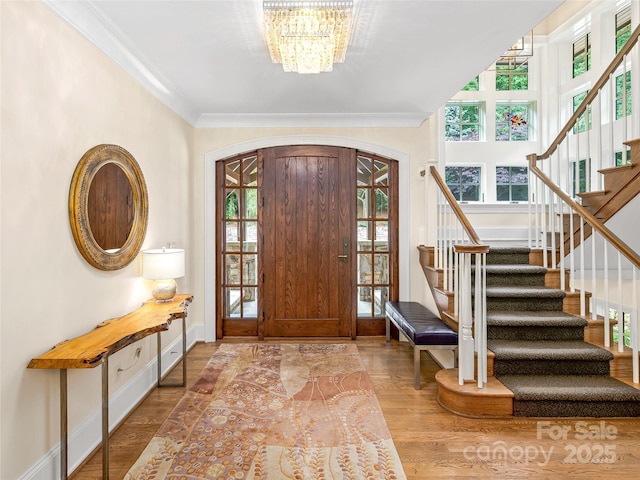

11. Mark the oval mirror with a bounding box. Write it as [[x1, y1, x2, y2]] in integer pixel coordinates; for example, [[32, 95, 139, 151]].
[[69, 144, 148, 270]]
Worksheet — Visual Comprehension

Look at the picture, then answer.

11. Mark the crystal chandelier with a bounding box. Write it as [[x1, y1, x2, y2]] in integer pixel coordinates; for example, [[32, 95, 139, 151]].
[[263, 1, 354, 74]]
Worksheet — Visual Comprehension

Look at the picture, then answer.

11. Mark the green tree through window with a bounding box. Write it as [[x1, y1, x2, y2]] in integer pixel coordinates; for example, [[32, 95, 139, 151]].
[[573, 33, 591, 78], [572, 159, 589, 197], [573, 91, 591, 133], [496, 166, 528, 201], [445, 103, 481, 142], [496, 61, 528, 91], [616, 6, 631, 53], [496, 103, 530, 141], [445, 166, 481, 201], [616, 71, 632, 119], [462, 76, 479, 91]]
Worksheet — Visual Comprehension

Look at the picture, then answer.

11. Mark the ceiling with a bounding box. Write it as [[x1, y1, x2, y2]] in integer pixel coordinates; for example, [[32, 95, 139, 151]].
[[44, 0, 565, 127]]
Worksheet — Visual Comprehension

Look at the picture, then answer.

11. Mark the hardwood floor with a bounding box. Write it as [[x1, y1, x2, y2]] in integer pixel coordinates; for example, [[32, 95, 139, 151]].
[[71, 339, 640, 479]]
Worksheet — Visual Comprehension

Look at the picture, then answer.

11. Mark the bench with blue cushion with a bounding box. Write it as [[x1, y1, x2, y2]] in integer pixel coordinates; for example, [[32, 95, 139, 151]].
[[385, 301, 458, 389]]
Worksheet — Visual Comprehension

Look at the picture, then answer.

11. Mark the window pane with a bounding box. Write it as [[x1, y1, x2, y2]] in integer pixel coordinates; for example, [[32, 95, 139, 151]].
[[357, 156, 372, 186], [225, 190, 239, 220], [496, 185, 510, 201], [374, 287, 389, 316], [375, 221, 389, 251], [496, 123, 510, 142], [445, 167, 460, 184], [461, 185, 479, 201], [496, 167, 509, 183], [225, 222, 240, 250], [243, 189, 257, 219], [461, 125, 479, 142], [225, 288, 241, 317], [225, 159, 241, 186], [243, 254, 257, 285], [357, 221, 373, 252], [374, 189, 388, 219], [243, 222, 258, 249], [573, 33, 590, 78], [357, 287, 372, 317], [374, 159, 388, 186], [462, 76, 479, 91], [357, 188, 369, 218], [496, 74, 509, 91], [616, 6, 631, 53], [512, 185, 528, 201], [461, 105, 479, 123], [445, 105, 460, 123], [242, 156, 257, 186], [242, 287, 258, 317], [512, 73, 528, 91], [462, 167, 480, 184], [374, 254, 389, 283], [511, 167, 528, 183], [445, 124, 461, 142], [358, 253, 372, 283], [225, 254, 241, 285]]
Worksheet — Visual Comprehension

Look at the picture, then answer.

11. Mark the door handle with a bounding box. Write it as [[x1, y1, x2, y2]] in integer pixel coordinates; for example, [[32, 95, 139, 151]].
[[338, 237, 349, 263]]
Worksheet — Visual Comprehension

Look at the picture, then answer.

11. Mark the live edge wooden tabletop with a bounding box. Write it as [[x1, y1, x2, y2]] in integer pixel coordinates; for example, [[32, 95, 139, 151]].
[[28, 294, 193, 370]]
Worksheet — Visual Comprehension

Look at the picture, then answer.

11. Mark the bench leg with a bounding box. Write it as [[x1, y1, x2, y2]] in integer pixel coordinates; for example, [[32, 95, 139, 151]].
[[453, 347, 459, 368], [414, 348, 421, 390], [385, 316, 391, 346]]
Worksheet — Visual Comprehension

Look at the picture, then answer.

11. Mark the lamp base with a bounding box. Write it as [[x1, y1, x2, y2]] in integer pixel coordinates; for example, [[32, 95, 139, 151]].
[[151, 279, 177, 303]]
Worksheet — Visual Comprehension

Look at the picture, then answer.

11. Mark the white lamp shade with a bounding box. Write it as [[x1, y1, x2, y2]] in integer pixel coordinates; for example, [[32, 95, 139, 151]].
[[142, 248, 185, 280]]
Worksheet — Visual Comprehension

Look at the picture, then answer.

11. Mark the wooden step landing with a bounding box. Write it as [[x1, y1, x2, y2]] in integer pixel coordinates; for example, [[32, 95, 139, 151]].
[[436, 368, 514, 418]]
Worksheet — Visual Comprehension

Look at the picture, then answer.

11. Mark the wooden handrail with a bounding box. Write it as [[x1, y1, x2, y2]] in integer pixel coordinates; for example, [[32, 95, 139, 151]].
[[535, 22, 640, 162], [528, 154, 640, 269], [430, 166, 486, 246]]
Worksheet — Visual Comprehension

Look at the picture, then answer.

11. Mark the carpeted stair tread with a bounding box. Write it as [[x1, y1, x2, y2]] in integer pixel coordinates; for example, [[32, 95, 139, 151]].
[[487, 311, 587, 327], [484, 265, 548, 275], [488, 246, 531, 254], [488, 340, 613, 361], [486, 286, 566, 298], [497, 375, 640, 402]]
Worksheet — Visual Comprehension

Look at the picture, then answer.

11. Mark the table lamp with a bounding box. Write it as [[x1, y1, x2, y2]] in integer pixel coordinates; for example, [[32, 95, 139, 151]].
[[142, 248, 185, 302]]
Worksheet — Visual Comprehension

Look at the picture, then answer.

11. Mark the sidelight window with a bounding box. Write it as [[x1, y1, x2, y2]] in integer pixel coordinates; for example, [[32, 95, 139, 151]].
[[221, 154, 259, 319], [356, 155, 392, 318]]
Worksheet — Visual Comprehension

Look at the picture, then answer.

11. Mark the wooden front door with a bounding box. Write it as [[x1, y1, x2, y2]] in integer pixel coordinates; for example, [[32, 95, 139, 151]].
[[261, 145, 356, 337]]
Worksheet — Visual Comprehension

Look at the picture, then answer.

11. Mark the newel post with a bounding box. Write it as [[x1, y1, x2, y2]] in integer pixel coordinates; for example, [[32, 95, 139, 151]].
[[454, 244, 489, 386]]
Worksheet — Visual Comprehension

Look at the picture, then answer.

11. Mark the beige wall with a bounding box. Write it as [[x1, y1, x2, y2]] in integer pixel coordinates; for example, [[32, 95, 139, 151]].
[[2, 2, 438, 478], [1, 2, 193, 478]]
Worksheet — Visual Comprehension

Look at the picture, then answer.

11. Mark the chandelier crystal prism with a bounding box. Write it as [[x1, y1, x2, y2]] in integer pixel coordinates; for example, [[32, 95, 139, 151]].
[[263, 1, 354, 74]]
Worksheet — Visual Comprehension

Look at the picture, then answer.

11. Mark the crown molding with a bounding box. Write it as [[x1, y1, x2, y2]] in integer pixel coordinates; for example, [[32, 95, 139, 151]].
[[42, 0, 201, 126], [43, 1, 430, 129], [196, 112, 429, 128]]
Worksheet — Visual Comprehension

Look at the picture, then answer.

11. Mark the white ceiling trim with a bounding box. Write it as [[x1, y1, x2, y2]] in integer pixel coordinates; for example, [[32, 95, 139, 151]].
[[196, 112, 429, 128], [42, 0, 201, 125]]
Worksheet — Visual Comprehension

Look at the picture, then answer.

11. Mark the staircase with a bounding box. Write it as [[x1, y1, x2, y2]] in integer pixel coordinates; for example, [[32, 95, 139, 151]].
[[421, 245, 640, 417], [425, 24, 640, 417], [559, 138, 640, 251]]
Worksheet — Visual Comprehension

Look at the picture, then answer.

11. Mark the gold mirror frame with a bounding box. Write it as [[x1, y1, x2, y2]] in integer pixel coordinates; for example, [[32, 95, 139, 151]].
[[69, 144, 148, 270]]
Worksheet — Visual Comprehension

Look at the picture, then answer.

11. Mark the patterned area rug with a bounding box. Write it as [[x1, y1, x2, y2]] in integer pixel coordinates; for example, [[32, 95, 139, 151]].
[[125, 343, 406, 479]]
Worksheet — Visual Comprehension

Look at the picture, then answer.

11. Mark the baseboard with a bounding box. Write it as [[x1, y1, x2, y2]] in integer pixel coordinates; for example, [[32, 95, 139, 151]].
[[19, 323, 206, 480]]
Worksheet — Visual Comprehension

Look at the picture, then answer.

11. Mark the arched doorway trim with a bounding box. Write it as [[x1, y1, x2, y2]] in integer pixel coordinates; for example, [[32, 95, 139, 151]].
[[204, 135, 410, 342]]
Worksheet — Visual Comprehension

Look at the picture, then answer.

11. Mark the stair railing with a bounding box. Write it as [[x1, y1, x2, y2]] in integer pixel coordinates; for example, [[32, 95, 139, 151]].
[[528, 23, 640, 383], [431, 166, 490, 387]]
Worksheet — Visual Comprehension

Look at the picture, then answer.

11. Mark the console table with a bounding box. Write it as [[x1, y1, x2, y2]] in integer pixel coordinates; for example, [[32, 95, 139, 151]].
[[28, 294, 193, 480]]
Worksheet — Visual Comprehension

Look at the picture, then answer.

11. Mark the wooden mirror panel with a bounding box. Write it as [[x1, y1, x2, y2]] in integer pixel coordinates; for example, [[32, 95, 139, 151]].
[[69, 144, 148, 270]]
